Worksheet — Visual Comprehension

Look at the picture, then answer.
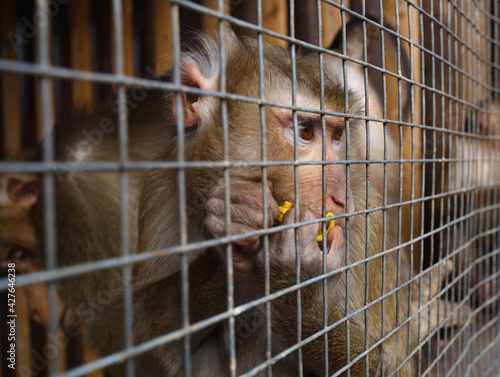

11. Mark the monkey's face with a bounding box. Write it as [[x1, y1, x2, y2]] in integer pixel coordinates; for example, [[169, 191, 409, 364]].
[[262, 106, 354, 231], [0, 176, 75, 329], [174, 32, 362, 247], [0, 176, 40, 272]]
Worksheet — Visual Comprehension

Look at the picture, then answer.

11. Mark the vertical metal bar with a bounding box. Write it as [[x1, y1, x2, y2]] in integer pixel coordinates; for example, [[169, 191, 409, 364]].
[[171, 3, 191, 376], [359, 3, 371, 377], [417, 4, 426, 374], [461, 2, 471, 373], [434, 1, 445, 372], [36, 0, 59, 374], [340, 1, 352, 374], [256, 1, 272, 375], [427, 0, 438, 371], [315, 2, 329, 376], [469, 2, 480, 371], [375, 3, 387, 377], [406, 4, 415, 377], [494, 1, 500, 355], [482, 21, 493, 360], [442, 0, 453, 373], [393, 1, 403, 367], [111, 0, 134, 376], [449, 1, 460, 371], [216, 2, 235, 375], [288, 1, 303, 375]]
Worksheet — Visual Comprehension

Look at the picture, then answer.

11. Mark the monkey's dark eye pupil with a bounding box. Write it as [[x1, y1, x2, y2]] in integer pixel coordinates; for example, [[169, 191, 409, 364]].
[[8, 247, 27, 262], [299, 123, 314, 140], [333, 127, 344, 141]]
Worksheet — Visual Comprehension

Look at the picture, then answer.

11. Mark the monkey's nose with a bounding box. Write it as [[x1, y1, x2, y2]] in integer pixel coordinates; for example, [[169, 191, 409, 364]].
[[327, 198, 346, 226], [30, 309, 45, 326]]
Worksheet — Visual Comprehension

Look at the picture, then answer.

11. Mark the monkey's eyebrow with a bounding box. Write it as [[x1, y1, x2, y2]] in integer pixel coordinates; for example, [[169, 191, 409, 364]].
[[296, 112, 346, 127], [294, 112, 318, 120], [274, 109, 342, 127]]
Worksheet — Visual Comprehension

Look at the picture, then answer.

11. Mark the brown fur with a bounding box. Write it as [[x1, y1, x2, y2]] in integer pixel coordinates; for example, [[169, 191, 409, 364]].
[[0, 87, 173, 375]]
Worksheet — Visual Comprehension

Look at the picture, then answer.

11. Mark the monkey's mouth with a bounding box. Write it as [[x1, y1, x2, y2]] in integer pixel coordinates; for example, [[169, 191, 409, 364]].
[[318, 241, 328, 253]]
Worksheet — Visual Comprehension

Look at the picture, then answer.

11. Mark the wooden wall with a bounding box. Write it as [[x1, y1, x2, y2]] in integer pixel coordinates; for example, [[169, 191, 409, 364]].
[[0, 0, 349, 162]]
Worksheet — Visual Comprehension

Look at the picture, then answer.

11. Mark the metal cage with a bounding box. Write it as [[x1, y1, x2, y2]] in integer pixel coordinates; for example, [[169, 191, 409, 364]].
[[0, 0, 498, 376]]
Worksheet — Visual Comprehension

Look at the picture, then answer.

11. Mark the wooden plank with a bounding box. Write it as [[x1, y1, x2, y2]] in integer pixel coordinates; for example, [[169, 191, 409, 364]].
[[382, 0, 423, 273], [231, 0, 257, 39], [59, 329, 67, 373], [320, 0, 345, 48], [154, 0, 172, 74], [132, 0, 155, 77], [30, 320, 48, 377], [46, 328, 67, 375], [0, 289, 13, 377], [0, 12, 4, 160], [16, 0, 39, 149], [350, 0, 379, 18], [0, 0, 21, 156], [262, 0, 288, 47], [15, 288, 33, 377], [179, 0, 203, 41], [231, 0, 289, 46], [52, 3, 72, 121], [82, 345, 105, 377], [405, 1, 423, 274], [68, 4, 91, 108], [65, 328, 83, 370], [69, 1, 93, 109], [0, 291, 2, 375], [294, 0, 317, 45], [0, 3, 5, 160], [90, 0, 113, 104], [202, 0, 229, 32], [122, 0, 134, 77]]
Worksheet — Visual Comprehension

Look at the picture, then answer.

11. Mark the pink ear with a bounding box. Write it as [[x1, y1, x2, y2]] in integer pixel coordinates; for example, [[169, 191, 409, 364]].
[[6, 176, 40, 208], [172, 62, 214, 128]]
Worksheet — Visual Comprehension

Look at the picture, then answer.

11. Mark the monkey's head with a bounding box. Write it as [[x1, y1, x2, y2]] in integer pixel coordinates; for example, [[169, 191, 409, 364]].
[[0, 175, 40, 271], [170, 28, 364, 228], [0, 175, 74, 328]]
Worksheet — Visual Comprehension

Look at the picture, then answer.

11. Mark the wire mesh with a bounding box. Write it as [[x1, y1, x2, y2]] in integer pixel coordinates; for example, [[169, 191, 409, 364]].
[[0, 1, 498, 377]]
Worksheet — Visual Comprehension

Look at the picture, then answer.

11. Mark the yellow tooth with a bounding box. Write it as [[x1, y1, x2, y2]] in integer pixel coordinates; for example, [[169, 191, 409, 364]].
[[316, 212, 335, 242], [278, 201, 292, 222]]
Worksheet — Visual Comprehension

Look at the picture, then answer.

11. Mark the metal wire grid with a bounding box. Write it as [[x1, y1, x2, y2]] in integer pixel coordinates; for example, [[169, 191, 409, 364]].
[[0, 0, 498, 376]]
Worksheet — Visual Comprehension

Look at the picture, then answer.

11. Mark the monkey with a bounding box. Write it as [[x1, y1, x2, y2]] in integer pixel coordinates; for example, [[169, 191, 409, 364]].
[[414, 1, 500, 372], [132, 24, 415, 376], [419, 311, 499, 377], [422, 97, 500, 306], [0, 86, 174, 374], [415, 97, 500, 375], [416, 260, 498, 377]]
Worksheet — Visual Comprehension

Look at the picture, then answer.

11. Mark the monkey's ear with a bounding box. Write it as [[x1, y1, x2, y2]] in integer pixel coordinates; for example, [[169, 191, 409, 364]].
[[6, 176, 40, 208], [172, 62, 215, 128]]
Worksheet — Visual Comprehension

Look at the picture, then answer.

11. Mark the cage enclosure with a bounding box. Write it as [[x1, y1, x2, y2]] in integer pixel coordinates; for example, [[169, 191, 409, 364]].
[[0, 1, 498, 376]]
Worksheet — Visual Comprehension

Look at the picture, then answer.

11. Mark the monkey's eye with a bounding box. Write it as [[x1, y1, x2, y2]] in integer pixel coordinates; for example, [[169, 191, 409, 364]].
[[298, 120, 314, 141], [332, 126, 344, 141], [8, 246, 29, 263]]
